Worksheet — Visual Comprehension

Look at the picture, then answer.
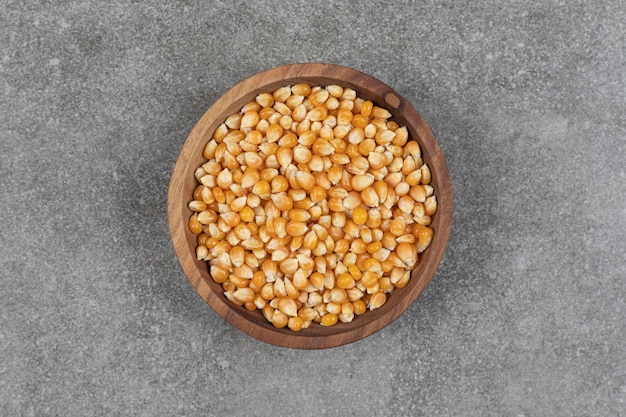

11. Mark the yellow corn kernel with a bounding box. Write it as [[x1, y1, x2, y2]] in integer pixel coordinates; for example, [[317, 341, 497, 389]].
[[255, 92, 274, 108], [352, 207, 368, 226], [396, 242, 418, 268], [239, 206, 255, 223], [287, 316, 304, 332], [416, 226, 434, 253], [348, 238, 366, 255], [309, 138, 333, 156], [270, 216, 286, 238], [326, 197, 344, 213], [251, 270, 266, 288], [361, 187, 380, 207], [389, 270, 409, 288], [271, 310, 289, 329], [222, 282, 236, 294], [360, 100, 373, 117], [274, 147, 292, 166], [348, 113, 366, 129], [360, 270, 378, 288], [363, 258, 383, 275], [301, 229, 317, 250], [229, 245, 245, 267], [326, 166, 342, 185], [320, 313, 338, 326], [289, 83, 310, 96], [189, 213, 203, 234], [260, 282, 275, 300], [389, 218, 406, 237], [262, 305, 275, 324], [336, 273, 355, 289], [309, 88, 329, 107], [279, 258, 299, 276], [365, 241, 382, 255], [307, 186, 325, 204], [286, 221, 308, 237], [349, 299, 365, 315], [251, 180, 270, 199], [402, 139, 420, 159]]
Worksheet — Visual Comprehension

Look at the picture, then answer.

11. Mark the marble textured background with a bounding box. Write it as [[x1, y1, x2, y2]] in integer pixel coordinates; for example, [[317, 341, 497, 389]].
[[1, 1, 624, 416]]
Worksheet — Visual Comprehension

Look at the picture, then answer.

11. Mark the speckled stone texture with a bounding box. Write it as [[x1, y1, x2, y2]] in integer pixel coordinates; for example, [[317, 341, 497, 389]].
[[1, 1, 624, 416]]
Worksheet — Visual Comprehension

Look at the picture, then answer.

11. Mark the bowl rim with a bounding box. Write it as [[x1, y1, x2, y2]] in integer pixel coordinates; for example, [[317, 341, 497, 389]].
[[168, 62, 453, 349]]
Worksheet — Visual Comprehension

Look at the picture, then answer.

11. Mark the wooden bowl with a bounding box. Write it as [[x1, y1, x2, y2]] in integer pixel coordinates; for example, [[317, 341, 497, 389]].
[[168, 63, 453, 349]]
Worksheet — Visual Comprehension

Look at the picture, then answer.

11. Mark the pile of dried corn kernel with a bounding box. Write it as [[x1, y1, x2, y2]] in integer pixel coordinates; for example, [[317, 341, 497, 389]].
[[188, 84, 436, 331]]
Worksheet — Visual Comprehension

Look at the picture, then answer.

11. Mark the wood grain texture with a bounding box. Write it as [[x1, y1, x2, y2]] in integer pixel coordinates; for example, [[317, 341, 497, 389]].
[[167, 63, 453, 349]]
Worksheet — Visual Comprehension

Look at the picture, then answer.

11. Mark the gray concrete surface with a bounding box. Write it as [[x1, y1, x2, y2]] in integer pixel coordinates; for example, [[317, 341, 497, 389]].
[[1, 1, 625, 416]]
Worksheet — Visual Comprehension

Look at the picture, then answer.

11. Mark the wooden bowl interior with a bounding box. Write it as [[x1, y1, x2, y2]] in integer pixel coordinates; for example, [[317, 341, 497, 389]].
[[168, 63, 453, 349]]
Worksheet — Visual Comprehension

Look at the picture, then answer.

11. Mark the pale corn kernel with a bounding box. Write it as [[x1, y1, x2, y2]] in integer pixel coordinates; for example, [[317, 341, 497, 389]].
[[269, 193, 291, 212], [310, 89, 329, 107], [285, 93, 304, 109], [233, 287, 255, 303], [293, 268, 308, 290], [273, 277, 288, 298], [275, 147, 293, 166], [424, 195, 437, 216], [295, 171, 316, 190], [288, 188, 307, 202], [415, 215, 432, 226], [271, 86, 291, 102], [240, 101, 261, 113], [254, 294, 267, 310], [307, 291, 323, 307], [333, 124, 351, 139], [368, 292, 387, 310], [343, 192, 362, 210], [260, 283, 275, 300], [256, 92, 274, 108], [224, 291, 244, 306], [278, 258, 298, 275], [284, 277, 299, 299], [271, 310, 289, 329], [293, 145, 312, 163], [196, 245, 209, 260]]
